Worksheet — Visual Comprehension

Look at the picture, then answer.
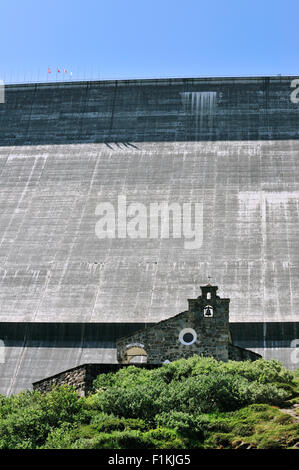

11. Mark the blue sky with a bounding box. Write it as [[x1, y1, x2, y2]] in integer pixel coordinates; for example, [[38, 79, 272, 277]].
[[0, 0, 298, 83]]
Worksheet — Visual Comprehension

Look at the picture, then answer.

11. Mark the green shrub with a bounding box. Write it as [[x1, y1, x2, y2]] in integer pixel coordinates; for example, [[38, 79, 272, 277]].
[[1, 357, 297, 449], [156, 372, 251, 413], [0, 390, 41, 419], [90, 413, 147, 432], [96, 382, 166, 419], [155, 411, 210, 439], [142, 428, 185, 449], [70, 430, 153, 449], [0, 406, 49, 449], [233, 423, 254, 436], [42, 423, 78, 449], [91, 358, 295, 419], [247, 382, 289, 406], [93, 367, 152, 391], [220, 359, 294, 385], [274, 414, 292, 425], [0, 386, 83, 449], [208, 432, 236, 449]]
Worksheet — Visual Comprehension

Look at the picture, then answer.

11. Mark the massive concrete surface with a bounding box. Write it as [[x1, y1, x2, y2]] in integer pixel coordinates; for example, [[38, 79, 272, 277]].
[[0, 139, 298, 323], [0, 77, 298, 144], [0, 76, 298, 394]]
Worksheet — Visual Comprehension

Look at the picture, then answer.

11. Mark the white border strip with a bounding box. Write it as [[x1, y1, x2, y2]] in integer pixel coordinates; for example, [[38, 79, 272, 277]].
[[0, 339, 5, 363], [0, 80, 4, 103]]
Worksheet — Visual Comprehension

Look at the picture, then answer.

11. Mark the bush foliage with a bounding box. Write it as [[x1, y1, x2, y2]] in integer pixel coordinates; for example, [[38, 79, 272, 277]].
[[0, 357, 298, 449]]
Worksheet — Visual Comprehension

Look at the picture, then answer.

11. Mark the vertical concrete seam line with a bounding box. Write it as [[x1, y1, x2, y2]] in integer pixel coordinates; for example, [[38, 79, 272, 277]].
[[108, 81, 118, 141], [7, 323, 29, 396]]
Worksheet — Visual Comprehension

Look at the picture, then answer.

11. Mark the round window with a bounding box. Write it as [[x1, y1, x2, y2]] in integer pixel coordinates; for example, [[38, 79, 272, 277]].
[[179, 328, 197, 346], [183, 332, 194, 343]]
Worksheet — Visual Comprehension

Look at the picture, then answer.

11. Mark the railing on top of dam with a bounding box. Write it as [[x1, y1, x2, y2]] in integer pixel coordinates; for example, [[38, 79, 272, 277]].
[[1, 73, 299, 86]]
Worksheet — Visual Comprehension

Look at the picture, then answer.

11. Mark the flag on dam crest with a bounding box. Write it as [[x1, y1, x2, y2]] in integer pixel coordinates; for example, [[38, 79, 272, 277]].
[[47, 68, 71, 76]]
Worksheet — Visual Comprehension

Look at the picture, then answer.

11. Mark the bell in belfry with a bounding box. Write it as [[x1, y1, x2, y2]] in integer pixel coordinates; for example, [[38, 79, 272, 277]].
[[204, 305, 213, 317]]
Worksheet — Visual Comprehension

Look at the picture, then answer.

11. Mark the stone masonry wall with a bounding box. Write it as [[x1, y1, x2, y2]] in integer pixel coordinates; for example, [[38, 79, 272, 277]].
[[117, 302, 230, 364], [116, 287, 262, 365], [33, 364, 88, 396], [33, 363, 159, 396], [228, 344, 261, 362]]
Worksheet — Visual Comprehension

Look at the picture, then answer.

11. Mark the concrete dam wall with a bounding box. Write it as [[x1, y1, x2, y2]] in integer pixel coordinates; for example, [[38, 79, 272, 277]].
[[0, 76, 298, 394]]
